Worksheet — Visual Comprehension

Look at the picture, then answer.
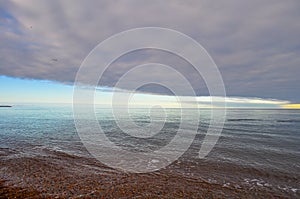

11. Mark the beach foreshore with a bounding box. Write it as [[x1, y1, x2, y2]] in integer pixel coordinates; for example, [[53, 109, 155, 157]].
[[0, 147, 298, 199]]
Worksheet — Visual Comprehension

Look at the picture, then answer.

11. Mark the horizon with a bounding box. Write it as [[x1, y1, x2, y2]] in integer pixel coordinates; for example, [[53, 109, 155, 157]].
[[1, 75, 299, 109]]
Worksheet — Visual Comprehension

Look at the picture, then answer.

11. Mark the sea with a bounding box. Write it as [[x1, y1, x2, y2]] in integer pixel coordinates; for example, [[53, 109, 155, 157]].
[[0, 104, 299, 198]]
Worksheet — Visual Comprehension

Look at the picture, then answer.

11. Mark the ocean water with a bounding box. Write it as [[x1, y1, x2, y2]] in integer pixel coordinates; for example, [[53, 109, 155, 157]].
[[0, 105, 299, 197]]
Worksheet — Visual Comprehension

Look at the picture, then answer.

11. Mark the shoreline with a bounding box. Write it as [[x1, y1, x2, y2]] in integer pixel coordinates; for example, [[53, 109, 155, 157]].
[[0, 148, 298, 199]]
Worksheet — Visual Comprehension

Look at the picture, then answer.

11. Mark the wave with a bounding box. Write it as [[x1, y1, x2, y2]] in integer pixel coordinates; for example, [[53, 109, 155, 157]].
[[227, 119, 263, 122], [276, 119, 300, 123]]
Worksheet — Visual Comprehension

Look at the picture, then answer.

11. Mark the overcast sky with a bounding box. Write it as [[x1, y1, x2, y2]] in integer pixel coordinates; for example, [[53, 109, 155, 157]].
[[1, 0, 300, 104]]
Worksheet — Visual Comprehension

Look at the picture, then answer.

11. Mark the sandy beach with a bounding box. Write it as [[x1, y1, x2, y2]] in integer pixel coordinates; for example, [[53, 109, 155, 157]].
[[1, 146, 298, 199]]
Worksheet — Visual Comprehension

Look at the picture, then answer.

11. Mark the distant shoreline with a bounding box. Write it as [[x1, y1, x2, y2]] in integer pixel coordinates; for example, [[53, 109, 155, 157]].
[[0, 105, 12, 107]]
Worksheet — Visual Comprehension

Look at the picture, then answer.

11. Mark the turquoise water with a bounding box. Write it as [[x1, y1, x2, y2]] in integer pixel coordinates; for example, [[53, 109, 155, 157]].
[[0, 105, 299, 195]]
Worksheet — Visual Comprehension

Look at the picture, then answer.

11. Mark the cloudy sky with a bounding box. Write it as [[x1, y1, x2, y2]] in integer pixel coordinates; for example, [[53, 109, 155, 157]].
[[1, 0, 300, 108]]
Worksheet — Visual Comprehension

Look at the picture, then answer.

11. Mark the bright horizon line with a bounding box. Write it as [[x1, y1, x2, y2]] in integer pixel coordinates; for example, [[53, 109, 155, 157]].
[[1, 102, 300, 109]]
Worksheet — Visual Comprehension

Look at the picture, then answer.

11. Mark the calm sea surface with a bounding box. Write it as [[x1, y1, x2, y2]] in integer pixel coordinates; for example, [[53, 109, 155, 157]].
[[0, 105, 299, 197]]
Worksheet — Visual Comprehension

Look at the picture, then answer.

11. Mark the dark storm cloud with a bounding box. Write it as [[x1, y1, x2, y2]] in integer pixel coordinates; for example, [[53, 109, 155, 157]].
[[1, 0, 300, 101]]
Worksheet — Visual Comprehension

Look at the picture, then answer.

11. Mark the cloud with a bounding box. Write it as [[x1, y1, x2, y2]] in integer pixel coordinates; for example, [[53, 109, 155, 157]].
[[99, 93, 290, 108], [1, 0, 300, 102], [182, 96, 290, 108]]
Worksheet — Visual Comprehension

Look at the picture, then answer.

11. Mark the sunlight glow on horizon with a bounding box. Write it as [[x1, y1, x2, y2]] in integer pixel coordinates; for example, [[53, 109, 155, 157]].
[[281, 104, 300, 109]]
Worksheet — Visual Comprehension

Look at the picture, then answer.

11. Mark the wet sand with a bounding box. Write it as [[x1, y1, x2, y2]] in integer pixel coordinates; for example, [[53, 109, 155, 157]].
[[0, 147, 299, 198]]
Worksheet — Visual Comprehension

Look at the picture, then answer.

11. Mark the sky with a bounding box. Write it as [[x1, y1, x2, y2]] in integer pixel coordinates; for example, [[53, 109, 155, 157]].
[[0, 0, 300, 108]]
